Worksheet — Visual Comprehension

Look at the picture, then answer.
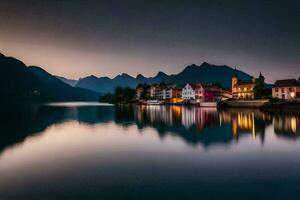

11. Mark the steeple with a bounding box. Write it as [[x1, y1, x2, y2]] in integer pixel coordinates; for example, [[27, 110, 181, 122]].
[[259, 72, 265, 83], [232, 67, 238, 78]]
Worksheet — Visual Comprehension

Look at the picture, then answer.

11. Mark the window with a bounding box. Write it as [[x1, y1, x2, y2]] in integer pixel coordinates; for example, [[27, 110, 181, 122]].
[[289, 88, 292, 92], [275, 88, 278, 92], [281, 88, 284, 93]]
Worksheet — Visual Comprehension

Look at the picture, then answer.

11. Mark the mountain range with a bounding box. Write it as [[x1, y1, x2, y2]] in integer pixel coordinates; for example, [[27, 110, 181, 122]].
[[0, 53, 100, 102], [57, 62, 253, 94], [1, 52, 255, 101]]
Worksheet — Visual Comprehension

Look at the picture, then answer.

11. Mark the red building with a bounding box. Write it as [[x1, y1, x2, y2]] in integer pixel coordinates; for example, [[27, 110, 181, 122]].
[[195, 83, 222, 102]]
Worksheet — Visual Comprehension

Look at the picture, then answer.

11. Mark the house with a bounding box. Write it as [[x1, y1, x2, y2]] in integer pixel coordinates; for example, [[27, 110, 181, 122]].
[[167, 87, 182, 103], [221, 89, 233, 100], [272, 79, 300, 100], [135, 86, 144, 100], [158, 86, 182, 102], [182, 83, 196, 101], [232, 71, 265, 100], [150, 84, 160, 99], [195, 83, 222, 102]]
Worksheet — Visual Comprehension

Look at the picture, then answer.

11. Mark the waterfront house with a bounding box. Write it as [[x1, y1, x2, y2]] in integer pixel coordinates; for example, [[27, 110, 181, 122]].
[[272, 79, 300, 100], [195, 83, 222, 102], [135, 85, 144, 100], [150, 84, 160, 99], [158, 86, 182, 102], [221, 89, 233, 100], [167, 87, 182, 103], [182, 83, 196, 102], [232, 71, 265, 100]]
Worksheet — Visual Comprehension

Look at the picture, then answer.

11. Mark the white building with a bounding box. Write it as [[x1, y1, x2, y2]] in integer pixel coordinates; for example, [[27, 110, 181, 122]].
[[150, 85, 160, 98], [272, 79, 300, 100], [182, 83, 196, 101]]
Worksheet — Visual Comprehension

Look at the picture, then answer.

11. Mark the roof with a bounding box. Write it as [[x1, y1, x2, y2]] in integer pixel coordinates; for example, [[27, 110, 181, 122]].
[[235, 80, 254, 86], [185, 83, 196, 90], [203, 85, 221, 92], [274, 79, 300, 87]]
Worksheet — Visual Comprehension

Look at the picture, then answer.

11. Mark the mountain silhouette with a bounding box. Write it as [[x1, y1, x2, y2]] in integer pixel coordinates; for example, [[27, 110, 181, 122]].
[[0, 53, 99, 102], [73, 62, 252, 93], [55, 75, 78, 86]]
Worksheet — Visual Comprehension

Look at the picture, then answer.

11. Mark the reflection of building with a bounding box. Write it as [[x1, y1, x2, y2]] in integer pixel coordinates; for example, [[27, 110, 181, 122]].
[[181, 107, 196, 129], [273, 115, 299, 135], [272, 79, 300, 100], [232, 70, 265, 100], [195, 108, 218, 130], [219, 109, 271, 142], [182, 83, 196, 101]]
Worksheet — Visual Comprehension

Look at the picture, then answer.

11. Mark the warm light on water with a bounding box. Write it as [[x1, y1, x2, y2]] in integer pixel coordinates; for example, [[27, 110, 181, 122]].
[[0, 103, 300, 199]]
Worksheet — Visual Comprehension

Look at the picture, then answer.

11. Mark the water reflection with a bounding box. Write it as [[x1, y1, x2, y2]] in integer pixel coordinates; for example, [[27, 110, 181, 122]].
[[0, 103, 299, 154], [1, 103, 300, 199], [115, 105, 275, 147]]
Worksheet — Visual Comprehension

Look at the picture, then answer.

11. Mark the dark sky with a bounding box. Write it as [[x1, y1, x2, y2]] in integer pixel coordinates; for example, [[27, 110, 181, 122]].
[[0, 0, 299, 82]]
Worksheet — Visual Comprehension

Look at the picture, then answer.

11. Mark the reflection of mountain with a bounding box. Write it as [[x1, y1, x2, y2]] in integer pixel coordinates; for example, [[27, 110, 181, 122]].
[[0, 104, 115, 153], [1, 104, 299, 156]]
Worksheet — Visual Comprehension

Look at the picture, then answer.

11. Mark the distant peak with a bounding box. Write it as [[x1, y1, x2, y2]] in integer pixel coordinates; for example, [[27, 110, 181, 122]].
[[0, 53, 5, 57], [200, 62, 213, 67], [121, 73, 130, 76], [87, 75, 98, 79], [136, 74, 145, 79], [155, 71, 168, 78], [114, 73, 133, 79]]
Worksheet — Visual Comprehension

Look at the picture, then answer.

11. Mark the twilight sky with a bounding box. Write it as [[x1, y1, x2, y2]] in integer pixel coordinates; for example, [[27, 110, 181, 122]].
[[0, 0, 299, 82]]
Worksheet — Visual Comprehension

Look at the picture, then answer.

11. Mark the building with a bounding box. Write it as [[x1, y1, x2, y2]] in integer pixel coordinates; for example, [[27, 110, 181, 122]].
[[195, 83, 222, 102], [232, 71, 265, 100], [150, 84, 160, 99], [167, 87, 182, 103], [158, 86, 182, 102], [135, 86, 144, 100], [221, 89, 233, 100], [182, 83, 196, 101], [272, 79, 300, 100]]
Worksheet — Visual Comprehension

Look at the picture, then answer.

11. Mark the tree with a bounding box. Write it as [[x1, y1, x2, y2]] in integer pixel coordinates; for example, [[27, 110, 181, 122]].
[[99, 93, 115, 103], [100, 86, 136, 103], [213, 82, 223, 89], [253, 79, 264, 99]]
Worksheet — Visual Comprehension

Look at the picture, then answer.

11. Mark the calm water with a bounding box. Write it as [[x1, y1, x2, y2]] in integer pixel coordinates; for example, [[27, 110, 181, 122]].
[[0, 102, 300, 200]]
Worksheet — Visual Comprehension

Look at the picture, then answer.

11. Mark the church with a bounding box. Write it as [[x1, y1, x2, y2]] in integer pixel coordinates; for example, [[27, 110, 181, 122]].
[[232, 70, 265, 100]]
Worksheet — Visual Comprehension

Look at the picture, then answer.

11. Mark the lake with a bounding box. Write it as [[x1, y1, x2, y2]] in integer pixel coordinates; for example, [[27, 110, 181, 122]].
[[0, 102, 300, 200]]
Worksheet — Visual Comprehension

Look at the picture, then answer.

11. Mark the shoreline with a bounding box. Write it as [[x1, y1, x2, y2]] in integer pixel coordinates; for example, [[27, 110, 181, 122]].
[[121, 100, 300, 111]]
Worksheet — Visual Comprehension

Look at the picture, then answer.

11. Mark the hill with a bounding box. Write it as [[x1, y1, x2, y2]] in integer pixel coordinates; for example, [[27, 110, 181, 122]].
[[55, 76, 78, 86], [74, 62, 252, 93], [0, 53, 100, 102]]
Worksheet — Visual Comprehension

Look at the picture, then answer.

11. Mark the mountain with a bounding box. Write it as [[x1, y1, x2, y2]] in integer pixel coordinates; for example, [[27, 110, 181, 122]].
[[55, 76, 78, 86], [0, 53, 100, 102], [29, 66, 100, 101], [74, 62, 252, 93], [75, 73, 139, 94]]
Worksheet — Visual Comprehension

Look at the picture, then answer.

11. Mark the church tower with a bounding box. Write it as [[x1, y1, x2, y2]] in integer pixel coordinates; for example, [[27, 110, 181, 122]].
[[232, 68, 238, 94]]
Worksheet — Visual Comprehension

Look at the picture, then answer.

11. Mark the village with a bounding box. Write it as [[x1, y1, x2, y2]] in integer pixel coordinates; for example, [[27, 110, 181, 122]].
[[135, 71, 300, 108]]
